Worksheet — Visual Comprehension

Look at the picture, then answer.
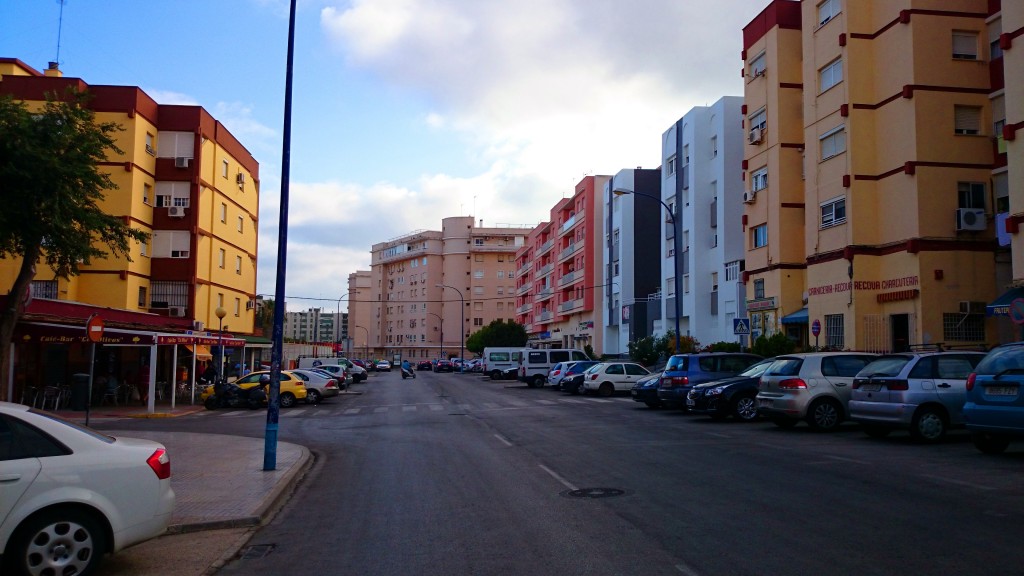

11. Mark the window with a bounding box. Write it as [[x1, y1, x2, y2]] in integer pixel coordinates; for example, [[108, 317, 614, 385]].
[[151, 230, 190, 258], [474, 302, 483, 311], [138, 286, 147, 307], [218, 248, 226, 268], [725, 261, 740, 282], [145, 133, 156, 156], [222, 160, 229, 178], [749, 51, 766, 77], [29, 280, 58, 299], [749, 108, 767, 132], [820, 197, 847, 228], [820, 126, 846, 160], [139, 235, 149, 257], [151, 281, 189, 307], [818, 0, 840, 27], [751, 168, 768, 192], [754, 279, 765, 299], [497, 302, 504, 311], [237, 216, 244, 232], [220, 203, 227, 223], [474, 238, 484, 246], [958, 182, 985, 209], [473, 286, 484, 295], [991, 37, 1003, 59], [235, 256, 242, 274], [819, 58, 843, 92], [497, 270, 506, 279], [665, 154, 676, 176], [824, 314, 844, 348], [952, 31, 978, 60], [752, 224, 768, 248], [943, 313, 985, 341], [475, 254, 484, 262], [667, 277, 675, 296], [218, 293, 224, 308], [683, 144, 690, 165], [711, 136, 718, 158], [473, 318, 483, 326], [954, 106, 981, 135], [474, 270, 484, 279], [684, 275, 690, 294], [143, 183, 152, 205], [155, 181, 189, 208], [234, 298, 241, 316], [497, 287, 504, 295]]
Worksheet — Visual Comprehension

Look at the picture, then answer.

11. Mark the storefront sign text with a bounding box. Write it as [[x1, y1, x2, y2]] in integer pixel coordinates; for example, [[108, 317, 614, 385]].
[[808, 276, 919, 297]]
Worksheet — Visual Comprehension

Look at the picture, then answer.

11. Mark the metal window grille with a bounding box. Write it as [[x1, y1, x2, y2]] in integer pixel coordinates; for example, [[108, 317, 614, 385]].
[[824, 314, 844, 349], [150, 281, 189, 308], [30, 281, 58, 299], [942, 313, 985, 342]]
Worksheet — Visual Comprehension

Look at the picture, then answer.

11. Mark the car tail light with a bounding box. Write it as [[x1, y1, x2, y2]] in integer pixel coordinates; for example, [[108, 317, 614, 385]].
[[966, 373, 977, 391], [590, 373, 598, 380], [147, 448, 171, 480], [852, 379, 865, 389], [777, 378, 807, 389], [885, 379, 909, 391], [326, 380, 338, 388], [553, 370, 562, 376]]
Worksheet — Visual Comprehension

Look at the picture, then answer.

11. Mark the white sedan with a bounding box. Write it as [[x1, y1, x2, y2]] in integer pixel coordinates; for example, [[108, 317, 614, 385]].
[[292, 369, 342, 403], [581, 362, 652, 397], [0, 402, 175, 575]]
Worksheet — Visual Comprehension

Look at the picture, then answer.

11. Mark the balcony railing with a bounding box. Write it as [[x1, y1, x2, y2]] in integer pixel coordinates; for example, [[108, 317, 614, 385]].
[[558, 299, 580, 313], [538, 310, 553, 322], [516, 303, 532, 315], [517, 263, 531, 277], [538, 263, 555, 278], [536, 287, 554, 301], [558, 270, 576, 287], [516, 283, 532, 296], [537, 239, 555, 256]]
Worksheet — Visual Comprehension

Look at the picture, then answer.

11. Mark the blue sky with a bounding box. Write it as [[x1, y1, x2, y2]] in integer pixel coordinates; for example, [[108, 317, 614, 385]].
[[2, 0, 757, 311]]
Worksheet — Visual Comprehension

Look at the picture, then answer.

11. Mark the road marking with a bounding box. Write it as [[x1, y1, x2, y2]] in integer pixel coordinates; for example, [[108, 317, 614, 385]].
[[494, 434, 513, 447], [344, 408, 360, 415], [536, 399, 557, 405], [822, 454, 868, 465], [920, 474, 993, 491], [457, 404, 472, 412], [539, 464, 578, 491], [586, 398, 612, 403], [704, 432, 732, 439], [402, 405, 417, 412], [507, 400, 529, 407], [482, 402, 500, 409], [374, 407, 389, 413], [675, 562, 701, 576], [288, 409, 307, 417], [560, 399, 586, 404], [429, 404, 444, 411], [222, 411, 246, 417]]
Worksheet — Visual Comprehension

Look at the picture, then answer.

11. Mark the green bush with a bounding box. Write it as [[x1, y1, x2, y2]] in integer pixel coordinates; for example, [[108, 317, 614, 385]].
[[704, 341, 742, 352], [628, 336, 662, 367], [751, 332, 796, 358]]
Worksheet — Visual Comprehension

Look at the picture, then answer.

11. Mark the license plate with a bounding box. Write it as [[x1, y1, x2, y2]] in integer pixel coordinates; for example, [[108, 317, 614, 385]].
[[860, 384, 880, 392], [986, 385, 1018, 396], [759, 399, 773, 408], [687, 398, 695, 406]]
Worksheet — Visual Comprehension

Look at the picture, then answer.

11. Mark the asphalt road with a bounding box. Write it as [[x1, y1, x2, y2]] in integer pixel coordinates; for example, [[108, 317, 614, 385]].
[[100, 369, 1024, 576]]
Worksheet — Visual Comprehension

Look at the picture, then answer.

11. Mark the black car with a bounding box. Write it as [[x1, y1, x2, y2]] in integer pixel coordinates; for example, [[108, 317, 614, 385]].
[[416, 360, 433, 371], [556, 361, 601, 389], [561, 372, 586, 395], [630, 373, 665, 408], [435, 359, 454, 373], [686, 359, 775, 421], [658, 352, 764, 409]]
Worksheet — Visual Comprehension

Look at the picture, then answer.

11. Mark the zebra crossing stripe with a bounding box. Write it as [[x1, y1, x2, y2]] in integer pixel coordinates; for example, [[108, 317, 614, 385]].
[[429, 404, 444, 411], [344, 408, 361, 415], [536, 400, 557, 405], [482, 402, 500, 409], [374, 407, 388, 413], [288, 409, 307, 417], [560, 399, 586, 404], [402, 405, 417, 412], [586, 398, 612, 403]]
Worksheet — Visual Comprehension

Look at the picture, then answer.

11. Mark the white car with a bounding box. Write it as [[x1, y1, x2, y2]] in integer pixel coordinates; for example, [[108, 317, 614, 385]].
[[547, 362, 579, 388], [0, 401, 175, 575], [309, 364, 351, 388], [291, 369, 342, 403], [581, 362, 652, 397]]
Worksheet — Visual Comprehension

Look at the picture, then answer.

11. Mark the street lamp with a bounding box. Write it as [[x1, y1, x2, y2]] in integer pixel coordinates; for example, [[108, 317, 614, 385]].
[[436, 283, 464, 372], [336, 290, 356, 353], [427, 312, 443, 358], [613, 187, 682, 354], [215, 306, 227, 380], [355, 325, 369, 360]]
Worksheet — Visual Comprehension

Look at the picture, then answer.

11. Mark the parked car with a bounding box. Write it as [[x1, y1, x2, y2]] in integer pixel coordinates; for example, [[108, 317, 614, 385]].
[[561, 372, 586, 395], [435, 359, 454, 373], [629, 373, 665, 407], [964, 342, 1024, 453], [199, 370, 308, 408], [757, 352, 877, 430], [581, 362, 651, 397], [312, 364, 350, 388], [417, 360, 434, 371], [849, 351, 985, 441], [291, 369, 342, 403], [658, 353, 764, 409], [686, 358, 777, 421], [558, 361, 601, 391], [465, 358, 484, 373], [547, 362, 577, 389], [0, 402, 175, 576], [517, 348, 591, 387], [375, 360, 392, 372]]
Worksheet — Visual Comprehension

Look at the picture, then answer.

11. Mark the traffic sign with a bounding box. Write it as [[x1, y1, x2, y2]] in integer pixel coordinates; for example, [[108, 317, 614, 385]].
[[811, 319, 822, 337], [733, 318, 751, 335], [1011, 299, 1024, 326], [86, 314, 105, 343]]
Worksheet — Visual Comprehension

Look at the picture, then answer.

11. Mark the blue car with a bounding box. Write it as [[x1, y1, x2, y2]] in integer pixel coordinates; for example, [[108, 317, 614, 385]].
[[657, 353, 763, 409], [964, 342, 1024, 454]]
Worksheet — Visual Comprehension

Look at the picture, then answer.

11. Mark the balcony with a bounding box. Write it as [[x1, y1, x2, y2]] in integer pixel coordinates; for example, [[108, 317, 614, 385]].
[[557, 241, 583, 263], [558, 299, 581, 313], [538, 310, 554, 322], [558, 270, 577, 287], [537, 239, 555, 257], [516, 303, 532, 315], [516, 283, 532, 296], [516, 262, 531, 278], [536, 286, 554, 302], [559, 210, 584, 235], [538, 263, 555, 278]]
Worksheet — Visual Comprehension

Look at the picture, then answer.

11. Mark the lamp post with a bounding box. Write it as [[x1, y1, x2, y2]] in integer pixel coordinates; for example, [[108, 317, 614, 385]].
[[436, 283, 464, 372], [613, 187, 682, 354], [355, 325, 369, 360], [427, 312, 443, 358], [336, 291, 354, 354], [215, 307, 227, 380]]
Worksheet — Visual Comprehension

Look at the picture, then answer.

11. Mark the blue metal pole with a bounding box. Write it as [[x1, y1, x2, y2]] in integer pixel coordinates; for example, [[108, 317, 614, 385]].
[[265, 0, 297, 471]]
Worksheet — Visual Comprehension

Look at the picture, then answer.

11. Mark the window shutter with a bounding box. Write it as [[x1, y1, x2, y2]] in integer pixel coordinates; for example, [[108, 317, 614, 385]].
[[952, 32, 977, 59], [954, 106, 981, 134]]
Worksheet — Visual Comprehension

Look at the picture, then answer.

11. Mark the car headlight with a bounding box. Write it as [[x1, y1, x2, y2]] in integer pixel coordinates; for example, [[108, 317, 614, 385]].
[[708, 386, 725, 396]]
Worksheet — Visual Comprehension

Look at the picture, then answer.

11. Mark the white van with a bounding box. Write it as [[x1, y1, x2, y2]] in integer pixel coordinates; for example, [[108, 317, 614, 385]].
[[482, 347, 523, 380], [517, 348, 591, 387]]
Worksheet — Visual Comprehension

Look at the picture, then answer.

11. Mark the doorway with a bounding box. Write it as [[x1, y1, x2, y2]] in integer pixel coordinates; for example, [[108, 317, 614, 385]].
[[890, 314, 910, 352]]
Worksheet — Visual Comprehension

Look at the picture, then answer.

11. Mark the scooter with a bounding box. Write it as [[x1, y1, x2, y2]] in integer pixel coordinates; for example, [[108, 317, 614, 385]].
[[401, 366, 416, 379], [204, 379, 267, 410]]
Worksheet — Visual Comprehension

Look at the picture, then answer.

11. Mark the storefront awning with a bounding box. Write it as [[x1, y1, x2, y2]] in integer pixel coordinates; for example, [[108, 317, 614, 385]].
[[987, 287, 1024, 317], [185, 344, 213, 360], [781, 308, 809, 325]]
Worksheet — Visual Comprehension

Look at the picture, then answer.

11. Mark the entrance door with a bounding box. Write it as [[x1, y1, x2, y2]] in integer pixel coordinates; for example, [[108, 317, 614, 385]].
[[890, 314, 910, 352]]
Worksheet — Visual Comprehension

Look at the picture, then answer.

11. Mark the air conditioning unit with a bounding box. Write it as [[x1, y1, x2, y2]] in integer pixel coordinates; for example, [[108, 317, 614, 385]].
[[168, 206, 185, 218], [168, 306, 186, 317], [959, 301, 985, 314], [192, 320, 204, 331], [236, 173, 246, 187], [743, 191, 756, 203], [749, 127, 763, 144], [245, 299, 256, 310], [956, 208, 986, 231], [174, 156, 191, 168]]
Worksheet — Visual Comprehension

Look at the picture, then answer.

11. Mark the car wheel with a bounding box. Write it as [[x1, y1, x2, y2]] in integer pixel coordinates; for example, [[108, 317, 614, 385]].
[[204, 396, 218, 410], [772, 416, 799, 429], [490, 370, 502, 380], [862, 425, 892, 439], [306, 389, 322, 405], [598, 382, 614, 397], [732, 395, 759, 422], [531, 375, 545, 388], [280, 392, 296, 408], [807, 398, 843, 431], [910, 407, 947, 442], [972, 432, 1011, 454], [9, 508, 106, 576]]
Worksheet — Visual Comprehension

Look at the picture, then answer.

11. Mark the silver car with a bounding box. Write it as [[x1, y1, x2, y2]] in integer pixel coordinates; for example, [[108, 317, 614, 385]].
[[757, 352, 877, 430], [291, 369, 342, 403], [849, 351, 985, 442]]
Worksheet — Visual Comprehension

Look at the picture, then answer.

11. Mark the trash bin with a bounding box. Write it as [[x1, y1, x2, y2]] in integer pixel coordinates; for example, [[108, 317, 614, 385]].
[[71, 373, 91, 411]]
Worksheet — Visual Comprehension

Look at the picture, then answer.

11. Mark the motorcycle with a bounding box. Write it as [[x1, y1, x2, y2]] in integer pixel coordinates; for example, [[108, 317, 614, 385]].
[[204, 379, 267, 410], [401, 366, 416, 379]]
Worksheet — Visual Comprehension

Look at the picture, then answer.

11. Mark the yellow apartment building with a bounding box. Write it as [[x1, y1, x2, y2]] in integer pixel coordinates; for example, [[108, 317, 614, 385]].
[[360, 216, 530, 361], [0, 58, 260, 335]]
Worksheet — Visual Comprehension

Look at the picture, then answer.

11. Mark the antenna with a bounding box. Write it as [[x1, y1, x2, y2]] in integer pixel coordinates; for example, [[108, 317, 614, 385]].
[[55, 0, 67, 64]]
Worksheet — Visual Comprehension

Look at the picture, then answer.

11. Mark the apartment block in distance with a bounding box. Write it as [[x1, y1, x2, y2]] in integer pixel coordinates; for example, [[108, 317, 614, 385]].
[[366, 216, 530, 361], [0, 59, 260, 335], [515, 176, 608, 352]]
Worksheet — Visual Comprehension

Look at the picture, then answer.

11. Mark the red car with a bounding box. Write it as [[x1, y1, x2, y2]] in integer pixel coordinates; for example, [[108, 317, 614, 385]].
[[435, 360, 454, 372]]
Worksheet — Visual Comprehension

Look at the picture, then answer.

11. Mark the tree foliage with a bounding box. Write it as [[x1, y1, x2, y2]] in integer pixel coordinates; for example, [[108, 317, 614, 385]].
[[465, 319, 528, 354], [627, 336, 661, 367], [751, 332, 797, 358], [0, 90, 147, 400]]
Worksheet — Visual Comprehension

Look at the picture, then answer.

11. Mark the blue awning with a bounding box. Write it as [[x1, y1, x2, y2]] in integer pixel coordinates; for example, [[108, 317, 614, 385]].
[[781, 307, 808, 325], [987, 287, 1024, 317]]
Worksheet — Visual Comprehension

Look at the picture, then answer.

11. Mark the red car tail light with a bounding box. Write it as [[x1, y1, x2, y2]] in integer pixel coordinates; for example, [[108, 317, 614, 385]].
[[966, 373, 977, 391], [590, 373, 598, 380], [147, 448, 171, 480], [326, 380, 338, 388], [778, 378, 807, 389], [885, 379, 909, 391]]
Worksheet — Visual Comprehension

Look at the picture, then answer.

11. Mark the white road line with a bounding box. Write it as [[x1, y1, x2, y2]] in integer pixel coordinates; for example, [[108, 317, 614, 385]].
[[586, 398, 612, 404], [344, 408, 361, 415], [920, 474, 994, 491], [482, 402, 500, 409], [194, 410, 214, 416], [536, 400, 557, 405], [222, 411, 246, 417], [457, 404, 472, 411], [287, 409, 307, 417], [675, 562, 701, 576], [539, 464, 578, 491], [560, 399, 586, 404], [507, 400, 529, 407], [823, 454, 869, 465], [704, 432, 732, 439], [494, 434, 513, 447], [402, 405, 417, 412], [374, 406, 389, 413], [429, 404, 444, 411]]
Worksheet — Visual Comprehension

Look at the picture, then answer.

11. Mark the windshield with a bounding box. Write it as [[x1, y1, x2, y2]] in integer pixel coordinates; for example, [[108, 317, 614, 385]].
[[975, 345, 1024, 375], [739, 360, 774, 378], [666, 356, 688, 371], [857, 356, 912, 378], [584, 364, 604, 375]]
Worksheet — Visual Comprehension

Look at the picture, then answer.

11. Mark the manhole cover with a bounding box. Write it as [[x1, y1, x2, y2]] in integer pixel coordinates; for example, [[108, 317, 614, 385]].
[[563, 488, 627, 499], [240, 544, 275, 560]]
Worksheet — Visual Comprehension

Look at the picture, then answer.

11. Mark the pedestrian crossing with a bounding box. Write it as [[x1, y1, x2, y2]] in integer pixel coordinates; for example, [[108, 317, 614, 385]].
[[193, 395, 631, 418]]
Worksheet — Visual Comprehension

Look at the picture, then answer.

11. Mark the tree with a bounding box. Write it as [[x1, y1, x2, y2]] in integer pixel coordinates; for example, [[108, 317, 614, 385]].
[[751, 332, 796, 358], [627, 336, 661, 367], [465, 319, 528, 354], [0, 90, 147, 401]]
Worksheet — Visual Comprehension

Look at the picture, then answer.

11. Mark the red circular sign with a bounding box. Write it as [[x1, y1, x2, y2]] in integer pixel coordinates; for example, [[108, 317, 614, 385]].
[[811, 319, 822, 337], [86, 315, 105, 343], [1010, 299, 1024, 326]]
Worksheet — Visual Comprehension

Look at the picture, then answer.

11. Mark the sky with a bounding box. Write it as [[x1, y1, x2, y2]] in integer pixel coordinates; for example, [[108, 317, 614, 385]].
[[2, 0, 760, 312]]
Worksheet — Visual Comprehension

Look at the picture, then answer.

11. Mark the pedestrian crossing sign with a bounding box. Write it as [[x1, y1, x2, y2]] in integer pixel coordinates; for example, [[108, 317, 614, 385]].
[[733, 318, 751, 335]]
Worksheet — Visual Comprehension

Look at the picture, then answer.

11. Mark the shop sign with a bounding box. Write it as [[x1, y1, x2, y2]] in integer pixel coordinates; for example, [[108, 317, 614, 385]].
[[578, 321, 594, 331], [17, 323, 155, 345], [746, 297, 777, 311], [808, 275, 919, 297]]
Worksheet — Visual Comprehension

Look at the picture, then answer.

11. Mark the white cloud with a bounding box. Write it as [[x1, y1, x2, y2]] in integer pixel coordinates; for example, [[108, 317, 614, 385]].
[[143, 89, 200, 106]]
